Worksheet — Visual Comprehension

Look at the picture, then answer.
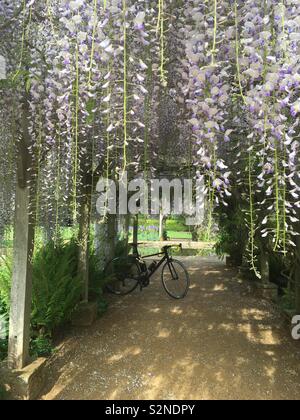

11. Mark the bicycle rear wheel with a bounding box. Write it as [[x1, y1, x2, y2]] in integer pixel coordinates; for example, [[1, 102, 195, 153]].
[[161, 259, 190, 299], [104, 256, 141, 295]]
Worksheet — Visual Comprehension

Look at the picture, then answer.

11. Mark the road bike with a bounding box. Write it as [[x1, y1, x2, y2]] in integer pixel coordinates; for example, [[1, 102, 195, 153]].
[[104, 243, 190, 299]]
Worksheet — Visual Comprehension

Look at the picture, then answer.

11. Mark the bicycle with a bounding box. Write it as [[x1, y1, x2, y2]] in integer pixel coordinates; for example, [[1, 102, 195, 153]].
[[104, 243, 190, 299]]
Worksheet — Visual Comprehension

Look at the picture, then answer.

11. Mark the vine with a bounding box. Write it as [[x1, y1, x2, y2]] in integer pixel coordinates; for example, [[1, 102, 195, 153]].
[[122, 0, 128, 173], [234, 0, 245, 104], [157, 0, 167, 86], [88, 0, 98, 87], [211, 0, 218, 66], [73, 42, 80, 222], [248, 151, 261, 279]]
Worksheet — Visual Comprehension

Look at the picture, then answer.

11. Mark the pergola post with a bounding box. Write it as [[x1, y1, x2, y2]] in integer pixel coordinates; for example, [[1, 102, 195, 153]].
[[295, 155, 300, 313], [159, 209, 166, 241], [78, 168, 92, 303], [295, 224, 300, 314], [8, 184, 34, 370], [133, 214, 139, 245], [8, 95, 34, 370], [78, 193, 91, 303]]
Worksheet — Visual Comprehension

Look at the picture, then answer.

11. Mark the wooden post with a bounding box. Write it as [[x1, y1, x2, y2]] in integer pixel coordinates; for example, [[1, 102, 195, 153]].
[[295, 153, 300, 313], [296, 229, 300, 313], [133, 215, 139, 245], [159, 210, 166, 241], [8, 95, 35, 370], [8, 185, 34, 369], [78, 193, 91, 303], [77, 160, 93, 303]]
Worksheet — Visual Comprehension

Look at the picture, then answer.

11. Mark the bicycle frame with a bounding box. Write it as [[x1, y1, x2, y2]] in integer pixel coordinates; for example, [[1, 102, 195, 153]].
[[130, 244, 179, 281]]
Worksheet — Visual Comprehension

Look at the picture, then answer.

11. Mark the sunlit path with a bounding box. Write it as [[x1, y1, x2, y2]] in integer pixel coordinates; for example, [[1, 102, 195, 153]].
[[40, 257, 300, 401]]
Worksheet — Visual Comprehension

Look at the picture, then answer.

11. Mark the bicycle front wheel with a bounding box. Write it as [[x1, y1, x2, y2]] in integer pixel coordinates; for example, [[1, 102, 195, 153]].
[[104, 256, 141, 296], [161, 259, 190, 299]]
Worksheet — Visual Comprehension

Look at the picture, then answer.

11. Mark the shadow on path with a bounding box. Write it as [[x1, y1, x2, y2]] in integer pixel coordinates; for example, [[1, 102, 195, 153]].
[[40, 257, 300, 400]]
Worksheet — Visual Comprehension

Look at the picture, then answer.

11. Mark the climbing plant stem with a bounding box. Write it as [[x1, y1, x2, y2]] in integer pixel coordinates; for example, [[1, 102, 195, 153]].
[[122, 0, 128, 173], [13, 0, 27, 81], [88, 0, 98, 87], [248, 151, 261, 279], [234, 0, 246, 104], [282, 146, 287, 255], [211, 0, 218, 65], [34, 111, 43, 231], [206, 146, 217, 241], [273, 145, 281, 251], [55, 130, 61, 244], [73, 43, 80, 221]]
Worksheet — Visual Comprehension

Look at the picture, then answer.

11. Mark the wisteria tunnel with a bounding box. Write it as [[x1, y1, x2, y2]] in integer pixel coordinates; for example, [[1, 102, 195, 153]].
[[0, 0, 300, 401]]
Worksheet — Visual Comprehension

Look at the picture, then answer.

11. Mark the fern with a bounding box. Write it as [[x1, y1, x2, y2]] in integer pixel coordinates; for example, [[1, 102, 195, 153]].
[[31, 239, 82, 331], [0, 236, 109, 352], [0, 240, 82, 335]]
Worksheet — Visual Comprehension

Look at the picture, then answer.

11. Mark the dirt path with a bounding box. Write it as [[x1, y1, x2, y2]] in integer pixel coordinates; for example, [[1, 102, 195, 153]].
[[40, 257, 300, 400]]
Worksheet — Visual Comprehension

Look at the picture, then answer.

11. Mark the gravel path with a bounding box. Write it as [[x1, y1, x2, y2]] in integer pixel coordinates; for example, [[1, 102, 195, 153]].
[[40, 257, 300, 400]]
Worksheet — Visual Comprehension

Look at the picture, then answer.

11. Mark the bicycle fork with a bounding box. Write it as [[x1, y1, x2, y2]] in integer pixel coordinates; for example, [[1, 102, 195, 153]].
[[167, 259, 179, 281]]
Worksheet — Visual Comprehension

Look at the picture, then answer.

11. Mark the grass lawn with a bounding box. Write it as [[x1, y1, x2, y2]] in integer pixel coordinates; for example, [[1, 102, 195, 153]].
[[167, 231, 192, 240], [138, 246, 214, 258], [129, 217, 193, 242]]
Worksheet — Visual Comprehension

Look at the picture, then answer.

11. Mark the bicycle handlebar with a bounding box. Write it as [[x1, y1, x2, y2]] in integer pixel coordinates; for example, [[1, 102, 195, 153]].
[[162, 243, 183, 251]]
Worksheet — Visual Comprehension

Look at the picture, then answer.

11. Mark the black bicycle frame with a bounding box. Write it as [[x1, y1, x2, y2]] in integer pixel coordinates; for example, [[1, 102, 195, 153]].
[[131, 244, 177, 281]]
